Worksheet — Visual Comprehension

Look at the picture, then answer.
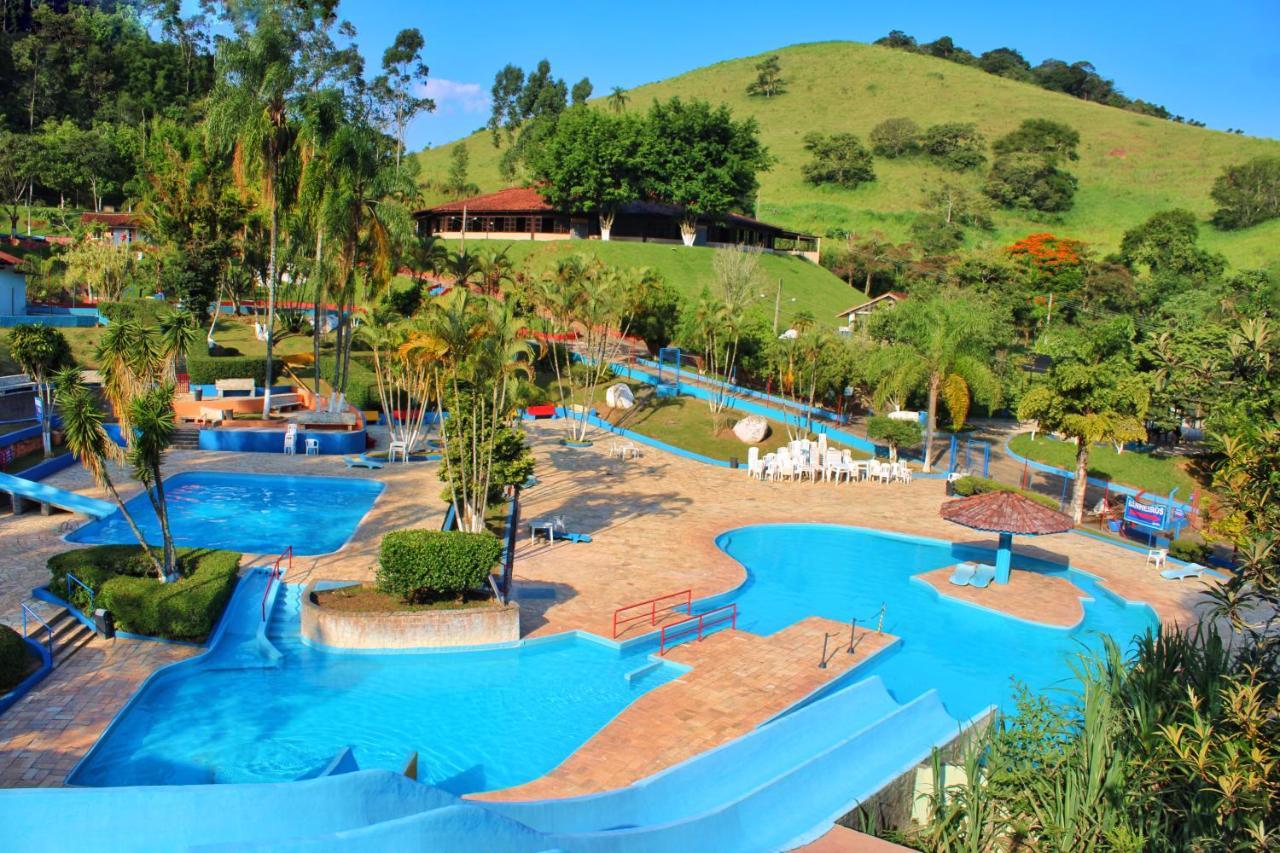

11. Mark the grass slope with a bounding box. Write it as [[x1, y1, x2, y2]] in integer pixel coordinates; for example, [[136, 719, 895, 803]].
[[418, 41, 1280, 273], [437, 238, 859, 323], [1009, 433, 1199, 496]]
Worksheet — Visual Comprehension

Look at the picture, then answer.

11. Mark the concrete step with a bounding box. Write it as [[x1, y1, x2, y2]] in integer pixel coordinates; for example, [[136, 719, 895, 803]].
[[54, 623, 96, 666]]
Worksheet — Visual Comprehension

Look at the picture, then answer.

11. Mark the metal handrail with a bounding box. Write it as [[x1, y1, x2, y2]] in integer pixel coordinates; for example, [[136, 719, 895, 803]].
[[659, 603, 737, 655], [66, 573, 94, 612], [261, 546, 293, 621], [20, 603, 54, 661], [612, 589, 692, 639]]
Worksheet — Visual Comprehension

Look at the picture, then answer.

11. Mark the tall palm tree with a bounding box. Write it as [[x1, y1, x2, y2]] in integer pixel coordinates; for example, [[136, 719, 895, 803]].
[[126, 384, 180, 578], [474, 245, 514, 296], [157, 310, 199, 383], [606, 86, 630, 114], [55, 368, 165, 579], [207, 9, 301, 416]]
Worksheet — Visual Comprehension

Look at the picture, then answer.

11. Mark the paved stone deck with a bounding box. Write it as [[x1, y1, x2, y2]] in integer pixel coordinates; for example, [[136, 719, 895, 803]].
[[478, 618, 899, 801], [917, 565, 1087, 628]]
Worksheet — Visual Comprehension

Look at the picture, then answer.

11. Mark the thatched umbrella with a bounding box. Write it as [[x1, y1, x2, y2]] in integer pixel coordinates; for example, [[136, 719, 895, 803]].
[[940, 491, 1074, 584]]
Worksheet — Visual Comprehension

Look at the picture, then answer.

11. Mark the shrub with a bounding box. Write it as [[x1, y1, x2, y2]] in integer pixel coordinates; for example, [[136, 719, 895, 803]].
[[0, 624, 32, 693], [377, 529, 502, 604], [1169, 537, 1209, 564], [99, 298, 167, 326], [866, 415, 923, 460], [800, 132, 876, 188], [984, 153, 1077, 212], [920, 122, 987, 171], [951, 475, 1061, 510], [187, 354, 283, 387], [1210, 155, 1280, 230], [869, 117, 920, 158], [49, 546, 241, 642]]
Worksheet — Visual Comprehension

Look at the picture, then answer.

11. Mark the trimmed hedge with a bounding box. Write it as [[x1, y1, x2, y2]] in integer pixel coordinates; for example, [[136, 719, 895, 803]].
[[318, 356, 381, 411], [99, 298, 167, 326], [1169, 537, 1210, 564], [951, 475, 1062, 511], [377, 529, 502, 603], [48, 546, 241, 642], [0, 624, 31, 693], [187, 354, 284, 387]]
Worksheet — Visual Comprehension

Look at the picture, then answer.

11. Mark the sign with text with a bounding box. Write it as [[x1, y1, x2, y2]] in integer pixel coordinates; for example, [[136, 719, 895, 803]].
[[1124, 496, 1168, 531]]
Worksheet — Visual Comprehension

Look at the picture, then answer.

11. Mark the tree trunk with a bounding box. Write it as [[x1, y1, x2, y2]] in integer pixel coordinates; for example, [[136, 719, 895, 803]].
[[104, 478, 165, 579], [679, 216, 698, 247], [40, 381, 52, 457], [152, 467, 177, 579], [864, 267, 873, 296], [922, 373, 940, 473], [262, 161, 278, 417], [1070, 439, 1089, 524], [312, 230, 324, 395], [599, 210, 614, 242]]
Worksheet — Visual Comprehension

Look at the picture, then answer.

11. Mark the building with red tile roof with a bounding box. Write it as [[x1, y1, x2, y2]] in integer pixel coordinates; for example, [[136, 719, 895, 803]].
[[80, 211, 145, 246]]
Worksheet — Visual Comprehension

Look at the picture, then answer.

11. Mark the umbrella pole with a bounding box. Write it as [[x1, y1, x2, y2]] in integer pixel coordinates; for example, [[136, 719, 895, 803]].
[[995, 532, 1013, 584]]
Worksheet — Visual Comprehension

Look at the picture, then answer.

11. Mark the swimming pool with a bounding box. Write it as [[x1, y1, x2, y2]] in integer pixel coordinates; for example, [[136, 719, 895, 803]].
[[70, 581, 683, 793], [712, 524, 1158, 720], [67, 472, 383, 555]]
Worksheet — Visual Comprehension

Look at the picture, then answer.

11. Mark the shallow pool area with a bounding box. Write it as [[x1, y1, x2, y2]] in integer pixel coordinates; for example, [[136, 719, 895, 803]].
[[67, 471, 383, 555], [69, 582, 683, 793], [711, 524, 1159, 719]]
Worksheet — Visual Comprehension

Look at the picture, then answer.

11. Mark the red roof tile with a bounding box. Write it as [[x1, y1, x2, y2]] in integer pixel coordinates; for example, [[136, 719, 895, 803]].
[[940, 491, 1074, 536], [80, 212, 141, 227], [422, 187, 554, 214], [0, 251, 22, 266]]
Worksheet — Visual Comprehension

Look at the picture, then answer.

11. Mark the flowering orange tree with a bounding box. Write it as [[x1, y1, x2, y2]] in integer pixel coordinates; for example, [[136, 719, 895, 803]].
[[1005, 232, 1087, 276]]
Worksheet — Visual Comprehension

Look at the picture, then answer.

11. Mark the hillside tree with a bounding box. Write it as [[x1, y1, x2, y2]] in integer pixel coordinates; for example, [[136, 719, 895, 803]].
[[869, 117, 920, 158], [800, 132, 875, 188], [920, 122, 987, 171], [1210, 156, 1280, 230], [370, 28, 435, 172], [441, 143, 478, 199], [746, 54, 786, 98]]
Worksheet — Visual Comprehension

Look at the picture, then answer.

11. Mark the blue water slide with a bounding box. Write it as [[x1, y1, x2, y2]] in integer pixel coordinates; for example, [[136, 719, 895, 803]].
[[0, 470, 115, 518]]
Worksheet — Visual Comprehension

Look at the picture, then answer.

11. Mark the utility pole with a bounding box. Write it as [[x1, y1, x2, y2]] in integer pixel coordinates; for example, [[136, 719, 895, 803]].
[[460, 204, 467, 254], [773, 278, 782, 334]]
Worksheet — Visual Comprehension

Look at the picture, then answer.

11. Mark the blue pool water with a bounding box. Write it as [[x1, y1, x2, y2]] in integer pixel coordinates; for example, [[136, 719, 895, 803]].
[[70, 583, 682, 793], [67, 472, 383, 556], [712, 524, 1159, 720]]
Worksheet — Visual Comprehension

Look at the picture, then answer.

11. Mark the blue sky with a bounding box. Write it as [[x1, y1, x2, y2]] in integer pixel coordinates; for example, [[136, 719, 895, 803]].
[[336, 0, 1279, 150]]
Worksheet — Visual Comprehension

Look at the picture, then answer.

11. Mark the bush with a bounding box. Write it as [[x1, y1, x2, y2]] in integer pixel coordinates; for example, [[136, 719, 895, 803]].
[[800, 132, 876, 188], [1169, 537, 1209, 564], [866, 415, 923, 459], [187, 354, 283, 387], [48, 546, 241, 642], [1210, 156, 1280, 230], [920, 122, 987, 171], [376, 529, 502, 604], [0, 624, 32, 693], [951, 475, 1061, 510], [99, 298, 167, 326], [984, 153, 1077, 212], [869, 117, 920, 158]]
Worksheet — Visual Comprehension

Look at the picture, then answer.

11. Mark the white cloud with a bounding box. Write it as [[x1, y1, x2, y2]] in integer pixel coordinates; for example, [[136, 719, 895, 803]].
[[419, 78, 490, 115]]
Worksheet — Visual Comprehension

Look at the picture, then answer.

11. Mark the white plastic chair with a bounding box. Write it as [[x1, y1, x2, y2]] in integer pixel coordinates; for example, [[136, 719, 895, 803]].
[[747, 446, 762, 479], [388, 440, 409, 463], [823, 449, 841, 482], [777, 448, 795, 482], [283, 426, 297, 455], [305, 438, 320, 456], [1145, 548, 1168, 570]]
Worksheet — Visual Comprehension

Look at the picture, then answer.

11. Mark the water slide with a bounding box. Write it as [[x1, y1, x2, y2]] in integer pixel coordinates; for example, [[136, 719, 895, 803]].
[[0, 470, 115, 518]]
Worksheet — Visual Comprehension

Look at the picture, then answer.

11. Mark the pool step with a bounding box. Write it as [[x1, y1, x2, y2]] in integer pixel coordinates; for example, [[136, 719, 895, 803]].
[[44, 607, 97, 666], [170, 427, 201, 450]]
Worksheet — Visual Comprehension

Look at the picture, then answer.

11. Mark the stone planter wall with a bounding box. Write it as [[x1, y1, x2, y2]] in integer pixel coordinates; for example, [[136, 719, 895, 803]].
[[299, 581, 520, 650]]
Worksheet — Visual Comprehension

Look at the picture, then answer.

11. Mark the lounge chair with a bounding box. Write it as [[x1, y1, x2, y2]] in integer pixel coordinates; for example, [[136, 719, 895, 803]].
[[343, 455, 383, 470], [969, 565, 996, 589], [562, 532, 593, 544], [1161, 564, 1205, 581], [948, 563, 976, 586]]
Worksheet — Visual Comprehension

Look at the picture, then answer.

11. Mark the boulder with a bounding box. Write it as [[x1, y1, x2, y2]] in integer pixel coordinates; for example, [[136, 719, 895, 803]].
[[733, 415, 771, 444], [605, 383, 635, 410]]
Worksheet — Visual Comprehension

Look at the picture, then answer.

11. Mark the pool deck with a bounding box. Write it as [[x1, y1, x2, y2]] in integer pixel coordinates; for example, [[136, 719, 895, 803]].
[[0, 418, 1221, 804], [917, 565, 1087, 629], [477, 618, 899, 801]]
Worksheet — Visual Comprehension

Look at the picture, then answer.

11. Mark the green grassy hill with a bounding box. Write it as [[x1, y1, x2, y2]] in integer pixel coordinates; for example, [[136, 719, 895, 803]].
[[435, 238, 858, 324], [417, 41, 1280, 273]]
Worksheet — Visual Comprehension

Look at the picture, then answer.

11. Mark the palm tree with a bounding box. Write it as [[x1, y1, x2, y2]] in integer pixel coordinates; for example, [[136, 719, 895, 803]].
[[474, 245, 514, 295], [126, 384, 180, 578], [55, 368, 165, 580], [157, 310, 199, 383], [606, 86, 630, 114], [1018, 320, 1150, 522], [446, 249, 483, 291], [869, 293, 1002, 472], [207, 9, 301, 416]]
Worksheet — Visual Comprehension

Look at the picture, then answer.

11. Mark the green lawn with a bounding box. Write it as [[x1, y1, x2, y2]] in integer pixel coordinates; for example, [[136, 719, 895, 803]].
[[419, 41, 1280, 273], [1009, 433, 1200, 497]]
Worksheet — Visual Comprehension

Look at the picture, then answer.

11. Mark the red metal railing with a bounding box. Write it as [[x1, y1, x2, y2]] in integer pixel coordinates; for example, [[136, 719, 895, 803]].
[[612, 589, 692, 639], [659, 603, 738, 655], [262, 546, 293, 620]]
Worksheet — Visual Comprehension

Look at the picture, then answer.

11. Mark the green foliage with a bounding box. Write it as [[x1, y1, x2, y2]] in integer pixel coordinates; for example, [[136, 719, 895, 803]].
[[98, 298, 167, 326], [950, 475, 1061, 510], [0, 624, 32, 693], [317, 356, 380, 411], [440, 143, 478, 199], [440, 386, 535, 508], [624, 278, 683, 355], [1210, 156, 1280, 230], [992, 118, 1080, 163], [187, 354, 284, 387], [919, 123, 987, 171], [865, 416, 922, 455], [909, 213, 964, 253], [800, 132, 875, 188], [745, 54, 786, 98], [1168, 537, 1209, 564], [984, 152, 1078, 212], [376, 529, 503, 603], [1119, 209, 1226, 279], [869, 117, 920, 158], [527, 106, 645, 216], [49, 546, 241, 642], [7, 323, 71, 378]]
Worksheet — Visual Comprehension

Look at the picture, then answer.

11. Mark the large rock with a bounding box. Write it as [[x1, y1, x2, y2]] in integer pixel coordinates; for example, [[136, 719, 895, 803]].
[[733, 415, 771, 444], [605, 383, 635, 410]]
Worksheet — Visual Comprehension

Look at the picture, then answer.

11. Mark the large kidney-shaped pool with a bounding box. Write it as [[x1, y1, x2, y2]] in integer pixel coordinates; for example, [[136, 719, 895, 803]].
[[712, 524, 1160, 720], [68, 472, 383, 555]]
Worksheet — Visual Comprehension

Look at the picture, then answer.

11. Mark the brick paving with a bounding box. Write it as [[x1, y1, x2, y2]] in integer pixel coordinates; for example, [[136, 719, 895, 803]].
[[478, 617, 898, 801], [917, 565, 1087, 628]]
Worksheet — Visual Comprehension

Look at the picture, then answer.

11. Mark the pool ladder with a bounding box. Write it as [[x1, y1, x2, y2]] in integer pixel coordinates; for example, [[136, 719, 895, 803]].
[[822, 603, 886, 669]]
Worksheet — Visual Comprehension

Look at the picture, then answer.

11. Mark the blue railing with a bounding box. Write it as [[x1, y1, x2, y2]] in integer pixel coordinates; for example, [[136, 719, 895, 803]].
[[20, 603, 53, 661], [65, 573, 94, 612]]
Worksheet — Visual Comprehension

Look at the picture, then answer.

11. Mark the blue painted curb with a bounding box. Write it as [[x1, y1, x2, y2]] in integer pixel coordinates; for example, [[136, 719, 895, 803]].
[[0, 637, 53, 715]]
